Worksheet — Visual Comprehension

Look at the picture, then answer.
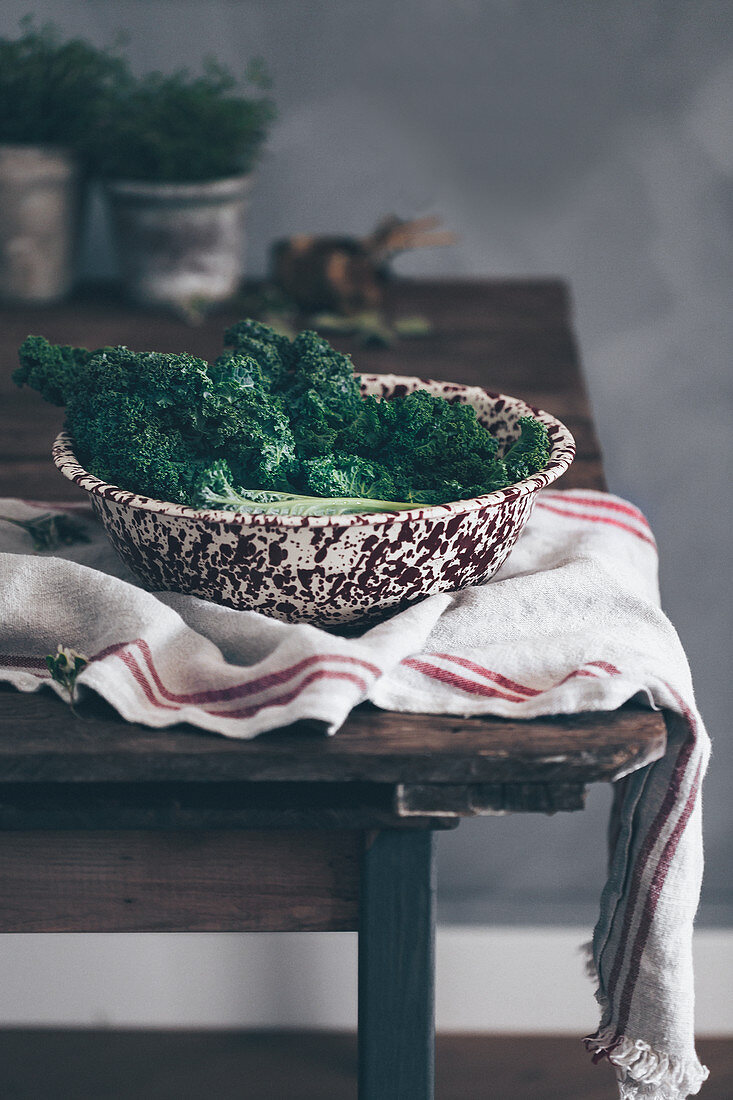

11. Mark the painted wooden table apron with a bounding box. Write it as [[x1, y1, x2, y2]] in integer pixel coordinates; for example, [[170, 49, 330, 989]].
[[0, 280, 666, 1100]]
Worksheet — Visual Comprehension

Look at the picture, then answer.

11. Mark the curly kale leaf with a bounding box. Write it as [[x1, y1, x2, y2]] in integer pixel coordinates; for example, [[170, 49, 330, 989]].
[[193, 459, 415, 515], [284, 330, 363, 425], [202, 353, 299, 489], [345, 390, 506, 498], [68, 390, 205, 503], [287, 390, 338, 458], [14, 336, 100, 406], [300, 454, 398, 501], [15, 321, 552, 514], [194, 460, 305, 512], [16, 336, 300, 501], [503, 416, 551, 482], [335, 394, 393, 455], [222, 319, 294, 390], [62, 348, 218, 501], [335, 390, 541, 502]]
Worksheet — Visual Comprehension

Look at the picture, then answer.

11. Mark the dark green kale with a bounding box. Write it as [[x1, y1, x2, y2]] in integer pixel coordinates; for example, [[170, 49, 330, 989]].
[[283, 330, 363, 428], [82, 346, 212, 433], [68, 389, 204, 502], [333, 389, 524, 503], [222, 319, 294, 390], [301, 454, 398, 501], [15, 324, 551, 515], [287, 390, 338, 458], [15, 336, 298, 503], [15, 336, 99, 406], [335, 394, 392, 455], [63, 345, 214, 501], [194, 458, 414, 516], [378, 390, 505, 497], [503, 416, 552, 483], [203, 353, 298, 490]]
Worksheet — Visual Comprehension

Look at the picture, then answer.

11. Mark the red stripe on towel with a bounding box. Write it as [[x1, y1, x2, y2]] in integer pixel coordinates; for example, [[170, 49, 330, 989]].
[[555, 662, 620, 685], [116, 651, 181, 711], [133, 638, 380, 705], [616, 754, 703, 1035], [541, 492, 652, 531], [556, 668, 601, 684], [586, 660, 622, 675], [112, 646, 371, 720], [205, 669, 370, 719], [402, 658, 529, 702], [98, 637, 380, 705], [424, 654, 543, 696], [403, 656, 618, 698], [535, 501, 657, 548], [604, 702, 698, 1006]]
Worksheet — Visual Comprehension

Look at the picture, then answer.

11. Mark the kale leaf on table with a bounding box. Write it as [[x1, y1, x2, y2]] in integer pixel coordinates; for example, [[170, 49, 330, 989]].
[[0, 511, 91, 552], [14, 323, 550, 515]]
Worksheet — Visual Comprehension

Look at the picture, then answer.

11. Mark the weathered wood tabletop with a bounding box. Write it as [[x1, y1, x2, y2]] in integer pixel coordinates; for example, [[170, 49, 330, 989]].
[[0, 278, 666, 819]]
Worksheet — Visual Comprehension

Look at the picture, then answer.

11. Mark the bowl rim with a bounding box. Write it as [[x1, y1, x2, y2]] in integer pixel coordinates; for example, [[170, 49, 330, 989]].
[[51, 375, 576, 529]]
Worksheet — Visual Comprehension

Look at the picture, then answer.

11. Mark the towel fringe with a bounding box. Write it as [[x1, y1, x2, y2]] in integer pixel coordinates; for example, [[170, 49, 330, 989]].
[[581, 944, 708, 1097], [584, 1026, 709, 1098]]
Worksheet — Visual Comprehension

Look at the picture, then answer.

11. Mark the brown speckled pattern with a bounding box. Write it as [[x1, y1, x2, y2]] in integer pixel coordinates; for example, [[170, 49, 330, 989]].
[[52, 375, 575, 626]]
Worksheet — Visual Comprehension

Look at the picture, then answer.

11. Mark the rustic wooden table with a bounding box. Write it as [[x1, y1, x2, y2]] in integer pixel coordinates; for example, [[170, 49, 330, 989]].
[[0, 280, 666, 1100]]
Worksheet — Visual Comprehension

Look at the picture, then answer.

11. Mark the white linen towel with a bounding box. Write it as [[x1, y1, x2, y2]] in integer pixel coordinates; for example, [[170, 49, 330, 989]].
[[0, 488, 710, 1099]]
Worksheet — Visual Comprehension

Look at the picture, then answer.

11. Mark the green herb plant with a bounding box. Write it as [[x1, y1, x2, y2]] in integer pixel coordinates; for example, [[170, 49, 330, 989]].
[[90, 58, 276, 182], [14, 321, 551, 515], [0, 17, 127, 164]]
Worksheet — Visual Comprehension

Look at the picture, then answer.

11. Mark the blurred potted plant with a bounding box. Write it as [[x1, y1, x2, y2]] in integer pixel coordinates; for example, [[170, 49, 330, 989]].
[[0, 17, 125, 304], [92, 59, 276, 319]]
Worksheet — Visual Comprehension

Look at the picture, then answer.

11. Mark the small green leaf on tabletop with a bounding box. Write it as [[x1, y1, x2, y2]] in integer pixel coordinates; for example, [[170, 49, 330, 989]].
[[2, 512, 91, 552], [393, 315, 434, 338], [259, 313, 297, 340], [308, 313, 357, 334], [46, 645, 89, 714], [309, 311, 394, 346], [353, 312, 394, 347]]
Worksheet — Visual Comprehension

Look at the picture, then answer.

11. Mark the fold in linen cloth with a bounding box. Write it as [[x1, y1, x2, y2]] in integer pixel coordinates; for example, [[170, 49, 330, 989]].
[[0, 489, 710, 1099]]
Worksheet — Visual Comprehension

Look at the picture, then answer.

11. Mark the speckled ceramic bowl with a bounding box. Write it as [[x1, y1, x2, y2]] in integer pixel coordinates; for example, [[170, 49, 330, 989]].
[[52, 375, 575, 626]]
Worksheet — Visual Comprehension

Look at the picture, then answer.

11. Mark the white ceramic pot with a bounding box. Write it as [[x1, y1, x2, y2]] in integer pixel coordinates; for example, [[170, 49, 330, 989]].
[[0, 144, 81, 304], [105, 175, 252, 314]]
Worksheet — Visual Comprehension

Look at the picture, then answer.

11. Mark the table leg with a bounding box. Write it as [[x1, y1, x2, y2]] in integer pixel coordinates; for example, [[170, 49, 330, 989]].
[[358, 829, 436, 1100]]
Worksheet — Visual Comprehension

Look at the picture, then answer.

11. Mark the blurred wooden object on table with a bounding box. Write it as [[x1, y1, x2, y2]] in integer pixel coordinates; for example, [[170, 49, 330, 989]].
[[271, 215, 457, 314]]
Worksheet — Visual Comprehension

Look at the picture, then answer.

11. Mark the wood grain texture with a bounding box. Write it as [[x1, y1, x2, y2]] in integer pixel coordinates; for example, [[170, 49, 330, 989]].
[[0, 780, 458, 831], [0, 829, 360, 932], [0, 690, 666, 787], [395, 781, 587, 816]]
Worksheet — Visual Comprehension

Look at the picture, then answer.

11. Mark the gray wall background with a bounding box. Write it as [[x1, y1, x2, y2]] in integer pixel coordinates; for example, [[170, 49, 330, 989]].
[[2, 0, 731, 927]]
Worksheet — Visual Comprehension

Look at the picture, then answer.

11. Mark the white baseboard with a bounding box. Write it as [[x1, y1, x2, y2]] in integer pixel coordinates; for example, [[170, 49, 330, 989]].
[[0, 927, 729, 1035]]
